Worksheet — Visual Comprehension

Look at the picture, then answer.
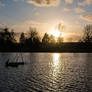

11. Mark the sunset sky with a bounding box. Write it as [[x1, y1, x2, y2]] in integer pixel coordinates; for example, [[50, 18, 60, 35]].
[[0, 0, 92, 41]]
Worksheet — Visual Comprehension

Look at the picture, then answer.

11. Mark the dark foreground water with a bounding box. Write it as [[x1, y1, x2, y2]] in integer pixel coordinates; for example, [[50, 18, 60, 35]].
[[0, 53, 92, 92]]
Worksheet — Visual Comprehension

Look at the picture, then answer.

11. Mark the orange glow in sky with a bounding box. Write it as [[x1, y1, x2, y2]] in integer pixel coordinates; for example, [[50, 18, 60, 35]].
[[50, 28, 61, 38]]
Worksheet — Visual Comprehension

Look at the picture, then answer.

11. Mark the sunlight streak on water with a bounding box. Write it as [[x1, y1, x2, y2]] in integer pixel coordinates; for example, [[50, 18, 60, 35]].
[[51, 53, 61, 85], [52, 53, 60, 67]]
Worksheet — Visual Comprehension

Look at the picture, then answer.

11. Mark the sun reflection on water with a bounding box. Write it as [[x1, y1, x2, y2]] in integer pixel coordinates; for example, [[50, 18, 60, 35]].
[[53, 53, 60, 67], [48, 53, 61, 88], [51, 53, 61, 78]]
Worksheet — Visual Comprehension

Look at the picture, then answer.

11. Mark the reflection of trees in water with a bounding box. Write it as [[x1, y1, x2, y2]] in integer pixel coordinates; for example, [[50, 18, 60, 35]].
[[0, 53, 13, 63], [29, 53, 38, 63], [26, 53, 40, 72], [0, 53, 13, 90]]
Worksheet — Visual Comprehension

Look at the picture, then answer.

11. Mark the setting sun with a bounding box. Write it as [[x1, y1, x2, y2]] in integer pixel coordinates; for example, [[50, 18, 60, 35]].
[[49, 28, 65, 39], [50, 29, 61, 38]]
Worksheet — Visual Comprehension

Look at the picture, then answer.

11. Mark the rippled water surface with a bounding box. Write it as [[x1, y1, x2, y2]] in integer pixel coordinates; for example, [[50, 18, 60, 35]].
[[0, 53, 92, 92]]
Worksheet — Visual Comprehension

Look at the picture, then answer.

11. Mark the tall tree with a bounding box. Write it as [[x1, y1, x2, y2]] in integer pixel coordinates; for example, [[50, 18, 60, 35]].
[[9, 29, 16, 43], [20, 32, 26, 44], [29, 27, 38, 40], [28, 27, 40, 48], [42, 33, 50, 45], [57, 36, 63, 44], [0, 27, 16, 43], [49, 35, 55, 44], [57, 23, 64, 32], [81, 25, 92, 43]]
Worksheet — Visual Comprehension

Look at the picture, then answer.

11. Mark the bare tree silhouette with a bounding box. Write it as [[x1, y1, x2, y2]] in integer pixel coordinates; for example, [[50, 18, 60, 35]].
[[57, 36, 63, 44], [49, 35, 55, 44], [81, 25, 92, 43], [20, 32, 26, 44], [0, 27, 16, 43]]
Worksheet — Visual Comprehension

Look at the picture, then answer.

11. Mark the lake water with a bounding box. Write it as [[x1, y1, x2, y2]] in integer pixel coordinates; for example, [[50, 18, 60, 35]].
[[0, 53, 92, 92]]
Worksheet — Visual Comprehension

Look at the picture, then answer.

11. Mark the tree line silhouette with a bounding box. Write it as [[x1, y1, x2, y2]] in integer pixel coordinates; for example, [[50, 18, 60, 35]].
[[0, 24, 92, 52]]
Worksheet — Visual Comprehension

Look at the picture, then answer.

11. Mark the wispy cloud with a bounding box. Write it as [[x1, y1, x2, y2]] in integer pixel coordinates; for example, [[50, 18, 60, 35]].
[[33, 8, 40, 17], [13, 0, 24, 2], [11, 20, 52, 34], [66, 33, 81, 42], [75, 8, 86, 13], [80, 14, 92, 22], [27, 0, 60, 7], [65, 0, 73, 4], [24, 20, 41, 25], [64, 8, 70, 12], [0, 24, 5, 27], [24, 20, 51, 27], [78, 0, 92, 6], [0, 1, 5, 7]]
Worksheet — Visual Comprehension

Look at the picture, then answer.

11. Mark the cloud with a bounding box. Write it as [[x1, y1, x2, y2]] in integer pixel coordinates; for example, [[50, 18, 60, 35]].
[[11, 20, 52, 35], [13, 0, 24, 1], [33, 8, 40, 17], [64, 8, 70, 12], [66, 33, 81, 42], [0, 24, 4, 26], [65, 0, 73, 4], [24, 20, 51, 27], [80, 14, 92, 22], [24, 20, 41, 25], [34, 11, 40, 16], [27, 0, 60, 7], [86, 0, 92, 4], [78, 0, 92, 6], [0, 1, 5, 7], [0, 23, 7, 28], [75, 8, 86, 13]]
